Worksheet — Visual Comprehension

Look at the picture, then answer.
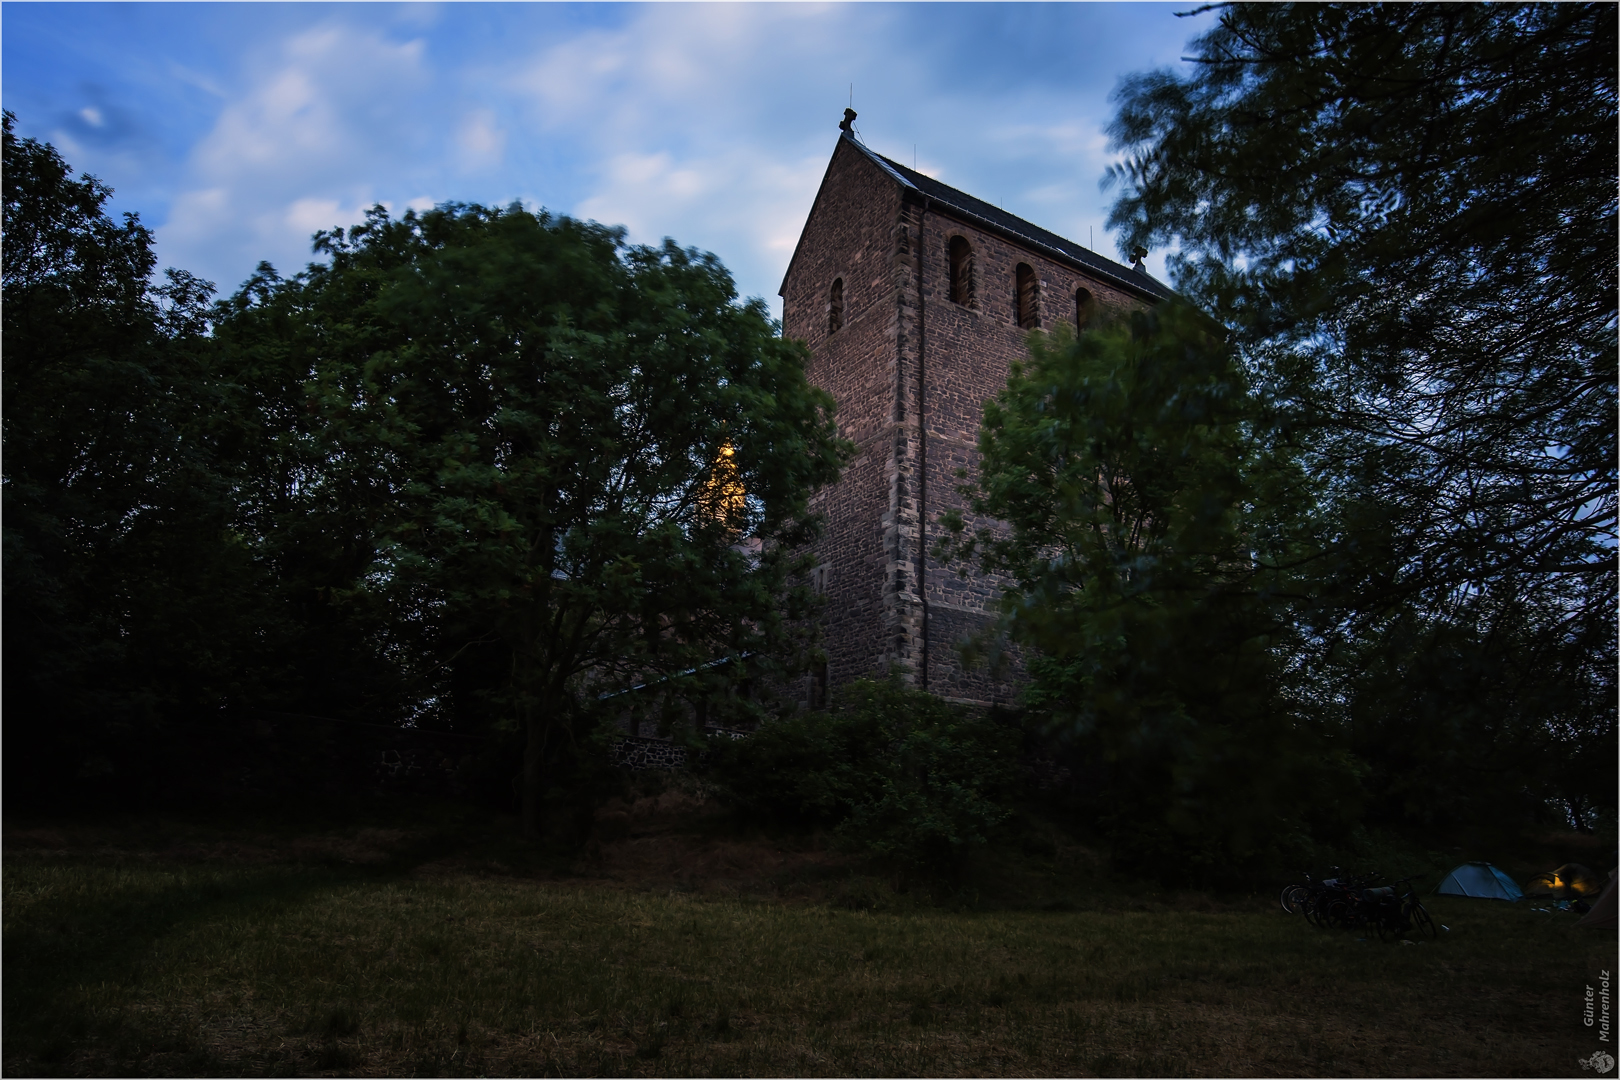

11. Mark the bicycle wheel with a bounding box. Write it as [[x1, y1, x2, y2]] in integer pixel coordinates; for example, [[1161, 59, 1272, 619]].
[[1301, 894, 1325, 928], [1323, 897, 1350, 928], [1373, 900, 1400, 940], [1408, 901, 1437, 938], [1281, 884, 1308, 916]]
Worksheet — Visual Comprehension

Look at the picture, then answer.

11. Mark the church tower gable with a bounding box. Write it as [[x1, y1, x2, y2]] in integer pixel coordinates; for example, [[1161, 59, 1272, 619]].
[[781, 120, 1167, 706]]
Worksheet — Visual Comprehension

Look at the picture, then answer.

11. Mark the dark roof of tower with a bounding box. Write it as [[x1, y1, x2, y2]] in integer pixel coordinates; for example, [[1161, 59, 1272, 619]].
[[841, 134, 1173, 300], [780, 132, 1172, 301]]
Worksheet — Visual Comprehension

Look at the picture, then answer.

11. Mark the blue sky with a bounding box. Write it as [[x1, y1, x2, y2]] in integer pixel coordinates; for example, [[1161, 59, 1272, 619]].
[[4, 2, 1214, 318]]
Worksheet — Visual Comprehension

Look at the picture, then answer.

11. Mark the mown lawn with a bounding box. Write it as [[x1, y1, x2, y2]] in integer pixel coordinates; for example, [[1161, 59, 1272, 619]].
[[3, 814, 1610, 1077]]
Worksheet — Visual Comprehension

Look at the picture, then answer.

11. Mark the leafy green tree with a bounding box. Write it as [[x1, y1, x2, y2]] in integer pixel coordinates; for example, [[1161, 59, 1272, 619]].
[[216, 203, 848, 836], [1105, 3, 1616, 830], [208, 260, 436, 729], [2, 112, 275, 800], [945, 307, 1360, 870]]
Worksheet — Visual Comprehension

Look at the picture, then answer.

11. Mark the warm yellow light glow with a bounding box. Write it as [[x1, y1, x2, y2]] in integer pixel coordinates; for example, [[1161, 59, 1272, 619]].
[[701, 441, 747, 523]]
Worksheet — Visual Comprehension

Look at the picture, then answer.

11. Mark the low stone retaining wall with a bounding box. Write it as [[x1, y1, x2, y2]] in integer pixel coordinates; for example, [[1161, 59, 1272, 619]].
[[609, 727, 750, 771], [611, 736, 694, 771]]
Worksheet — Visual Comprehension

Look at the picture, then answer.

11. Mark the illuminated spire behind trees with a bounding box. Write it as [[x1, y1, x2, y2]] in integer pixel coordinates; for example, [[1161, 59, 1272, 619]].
[[701, 441, 748, 530]]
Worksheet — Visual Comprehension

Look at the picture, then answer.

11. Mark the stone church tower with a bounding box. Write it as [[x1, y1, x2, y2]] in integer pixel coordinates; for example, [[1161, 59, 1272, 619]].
[[779, 117, 1170, 706]]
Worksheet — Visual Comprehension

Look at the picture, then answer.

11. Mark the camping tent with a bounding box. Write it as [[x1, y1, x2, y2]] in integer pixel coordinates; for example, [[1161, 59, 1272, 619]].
[[1526, 863, 1606, 899], [1577, 871, 1617, 930], [1435, 862, 1524, 901]]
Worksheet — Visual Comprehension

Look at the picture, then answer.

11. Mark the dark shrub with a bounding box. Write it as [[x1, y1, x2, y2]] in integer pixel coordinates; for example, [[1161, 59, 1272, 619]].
[[707, 679, 1019, 869]]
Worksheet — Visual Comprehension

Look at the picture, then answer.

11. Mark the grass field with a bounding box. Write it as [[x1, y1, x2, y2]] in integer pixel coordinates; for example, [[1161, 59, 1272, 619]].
[[4, 803, 1612, 1077]]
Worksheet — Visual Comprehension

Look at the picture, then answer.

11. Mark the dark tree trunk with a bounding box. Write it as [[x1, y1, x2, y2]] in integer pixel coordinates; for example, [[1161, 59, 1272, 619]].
[[521, 702, 548, 838]]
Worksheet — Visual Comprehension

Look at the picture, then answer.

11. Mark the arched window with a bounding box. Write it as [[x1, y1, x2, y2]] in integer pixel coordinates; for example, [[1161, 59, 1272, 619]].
[[948, 236, 975, 307], [1075, 287, 1095, 333], [1015, 263, 1039, 329], [828, 277, 844, 333]]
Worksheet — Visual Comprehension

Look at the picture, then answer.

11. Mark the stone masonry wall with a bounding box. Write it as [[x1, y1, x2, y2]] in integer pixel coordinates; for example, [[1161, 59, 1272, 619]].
[[782, 139, 919, 695], [914, 203, 1148, 704], [783, 135, 1153, 707]]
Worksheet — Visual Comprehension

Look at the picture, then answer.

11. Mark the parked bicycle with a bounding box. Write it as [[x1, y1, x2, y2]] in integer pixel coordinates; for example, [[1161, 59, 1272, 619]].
[[1363, 878, 1436, 940], [1282, 870, 1435, 940]]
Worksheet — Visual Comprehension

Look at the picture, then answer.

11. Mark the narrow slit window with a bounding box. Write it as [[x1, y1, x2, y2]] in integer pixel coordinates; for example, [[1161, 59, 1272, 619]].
[[948, 236, 975, 307], [1015, 263, 1039, 329], [828, 277, 844, 333], [1075, 287, 1094, 333]]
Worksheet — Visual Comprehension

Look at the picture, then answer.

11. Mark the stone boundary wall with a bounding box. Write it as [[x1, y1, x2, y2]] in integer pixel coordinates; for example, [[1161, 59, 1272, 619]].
[[612, 735, 695, 771], [609, 728, 750, 772]]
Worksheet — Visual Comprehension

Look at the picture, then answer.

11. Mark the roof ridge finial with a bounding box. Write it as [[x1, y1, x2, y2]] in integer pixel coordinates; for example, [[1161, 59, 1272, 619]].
[[839, 108, 857, 136]]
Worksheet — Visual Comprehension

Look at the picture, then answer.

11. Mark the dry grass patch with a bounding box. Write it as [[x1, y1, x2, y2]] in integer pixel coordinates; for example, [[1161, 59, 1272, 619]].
[[4, 822, 1610, 1078]]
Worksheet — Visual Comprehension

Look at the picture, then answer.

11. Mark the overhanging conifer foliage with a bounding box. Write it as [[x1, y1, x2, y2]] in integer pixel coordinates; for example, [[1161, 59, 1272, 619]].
[[1097, 3, 1614, 832], [944, 5, 1615, 867]]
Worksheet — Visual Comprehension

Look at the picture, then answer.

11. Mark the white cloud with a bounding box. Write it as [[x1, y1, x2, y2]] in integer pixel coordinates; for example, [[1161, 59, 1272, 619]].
[[499, 3, 1200, 308], [129, 3, 1208, 301], [575, 145, 825, 287], [508, 5, 905, 306], [166, 61, 229, 100], [163, 186, 230, 243], [156, 22, 435, 287], [285, 196, 378, 236], [456, 109, 506, 171], [993, 120, 1112, 159], [48, 130, 87, 161]]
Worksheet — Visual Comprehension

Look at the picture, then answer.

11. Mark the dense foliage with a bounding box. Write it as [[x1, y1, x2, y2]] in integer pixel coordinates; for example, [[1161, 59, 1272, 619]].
[[1108, 3, 1615, 653], [707, 679, 1020, 869], [1109, 5, 1615, 829], [3, 113, 284, 800], [212, 203, 847, 834], [944, 1, 1614, 864], [4, 114, 440, 808], [8, 1, 1612, 871], [945, 309, 1362, 871], [3, 116, 848, 826]]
